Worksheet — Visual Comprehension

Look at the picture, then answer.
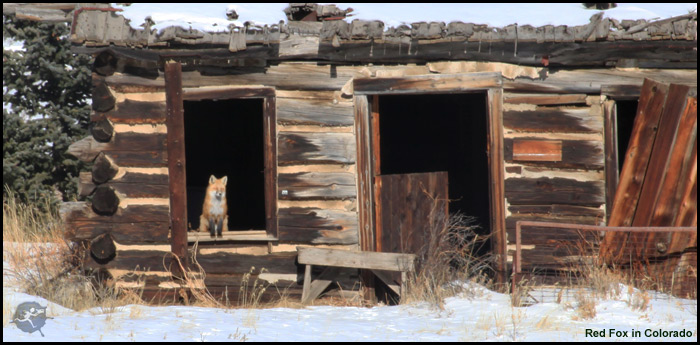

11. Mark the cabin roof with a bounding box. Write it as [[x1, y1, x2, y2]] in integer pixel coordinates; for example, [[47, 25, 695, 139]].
[[66, 4, 696, 46], [4, 3, 697, 68]]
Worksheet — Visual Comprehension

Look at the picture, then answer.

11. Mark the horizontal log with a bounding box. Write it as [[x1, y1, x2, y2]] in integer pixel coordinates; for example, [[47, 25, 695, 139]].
[[278, 207, 358, 244], [506, 216, 605, 240], [65, 220, 170, 244], [503, 93, 588, 105], [505, 68, 696, 94], [92, 99, 167, 124], [278, 172, 356, 200], [297, 246, 415, 272], [80, 180, 170, 198], [601, 84, 642, 99], [278, 132, 356, 165], [104, 65, 355, 92], [82, 250, 300, 274], [353, 72, 502, 94], [104, 151, 167, 167], [66, 134, 167, 163], [504, 107, 602, 133], [82, 250, 299, 277], [278, 227, 358, 245], [316, 40, 697, 68], [80, 170, 169, 198], [188, 230, 276, 243], [512, 140, 562, 162], [504, 138, 604, 170], [505, 177, 605, 207], [182, 86, 274, 100], [62, 202, 170, 224], [508, 204, 605, 219], [195, 252, 299, 275], [277, 97, 354, 127]]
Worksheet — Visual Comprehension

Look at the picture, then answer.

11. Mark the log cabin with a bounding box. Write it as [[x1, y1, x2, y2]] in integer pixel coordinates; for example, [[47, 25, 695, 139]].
[[13, 3, 695, 303]]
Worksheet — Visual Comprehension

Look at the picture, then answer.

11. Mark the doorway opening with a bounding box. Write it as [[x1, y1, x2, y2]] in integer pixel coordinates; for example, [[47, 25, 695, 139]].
[[615, 100, 639, 173], [376, 93, 492, 254], [183, 98, 266, 232]]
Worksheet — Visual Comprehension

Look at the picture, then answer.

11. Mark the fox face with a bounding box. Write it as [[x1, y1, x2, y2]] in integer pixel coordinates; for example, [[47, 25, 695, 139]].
[[199, 175, 229, 238]]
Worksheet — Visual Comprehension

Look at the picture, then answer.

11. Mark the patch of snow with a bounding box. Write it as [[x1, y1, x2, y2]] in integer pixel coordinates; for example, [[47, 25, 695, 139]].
[[3, 242, 697, 341]]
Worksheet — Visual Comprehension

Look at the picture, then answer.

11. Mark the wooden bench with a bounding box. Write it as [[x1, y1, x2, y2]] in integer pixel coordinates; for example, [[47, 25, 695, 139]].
[[297, 246, 416, 304]]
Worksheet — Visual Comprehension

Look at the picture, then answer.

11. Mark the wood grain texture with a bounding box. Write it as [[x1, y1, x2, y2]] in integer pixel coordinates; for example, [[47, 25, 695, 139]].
[[165, 61, 188, 264], [278, 172, 356, 200], [297, 246, 415, 272], [504, 138, 603, 170], [505, 177, 605, 207], [354, 72, 502, 94], [607, 79, 670, 227], [278, 207, 358, 244], [277, 97, 354, 127], [504, 107, 602, 133], [512, 140, 562, 162], [92, 99, 167, 124], [278, 132, 356, 165]]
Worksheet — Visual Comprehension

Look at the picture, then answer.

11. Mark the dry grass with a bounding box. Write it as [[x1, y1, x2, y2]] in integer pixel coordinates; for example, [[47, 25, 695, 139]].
[[238, 267, 270, 308], [572, 289, 597, 320], [3, 187, 140, 313], [401, 195, 493, 308]]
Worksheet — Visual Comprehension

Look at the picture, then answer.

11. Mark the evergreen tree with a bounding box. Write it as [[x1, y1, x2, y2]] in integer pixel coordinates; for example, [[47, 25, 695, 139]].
[[3, 14, 93, 205]]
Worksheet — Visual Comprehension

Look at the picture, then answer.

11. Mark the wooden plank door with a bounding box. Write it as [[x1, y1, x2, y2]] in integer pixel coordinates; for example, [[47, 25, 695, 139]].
[[375, 171, 449, 255]]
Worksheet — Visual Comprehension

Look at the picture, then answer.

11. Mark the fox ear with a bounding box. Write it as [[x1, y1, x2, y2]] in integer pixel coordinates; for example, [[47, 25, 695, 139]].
[[209, 175, 216, 184], [222, 176, 228, 185]]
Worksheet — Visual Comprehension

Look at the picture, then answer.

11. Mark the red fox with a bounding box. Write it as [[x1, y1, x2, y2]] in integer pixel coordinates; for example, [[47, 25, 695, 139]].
[[199, 175, 229, 238]]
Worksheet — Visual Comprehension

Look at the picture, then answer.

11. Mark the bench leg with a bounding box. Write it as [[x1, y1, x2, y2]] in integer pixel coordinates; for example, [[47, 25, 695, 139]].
[[371, 269, 401, 296], [302, 264, 312, 304], [401, 271, 407, 297], [301, 266, 340, 304]]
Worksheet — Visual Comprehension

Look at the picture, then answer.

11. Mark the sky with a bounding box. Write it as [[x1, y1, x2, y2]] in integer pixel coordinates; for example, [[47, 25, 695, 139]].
[[113, 3, 698, 33]]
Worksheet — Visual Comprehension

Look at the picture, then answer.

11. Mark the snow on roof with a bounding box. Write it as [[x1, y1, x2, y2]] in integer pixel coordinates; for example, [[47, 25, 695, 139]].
[[113, 3, 697, 33]]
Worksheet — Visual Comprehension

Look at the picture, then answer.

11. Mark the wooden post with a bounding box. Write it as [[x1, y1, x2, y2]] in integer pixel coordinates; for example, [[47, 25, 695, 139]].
[[487, 87, 507, 291], [354, 94, 376, 303], [263, 96, 278, 238], [603, 99, 619, 224], [165, 61, 188, 273]]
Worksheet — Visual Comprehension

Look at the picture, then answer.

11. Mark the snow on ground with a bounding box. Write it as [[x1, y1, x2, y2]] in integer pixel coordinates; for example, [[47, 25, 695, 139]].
[[3, 245, 697, 342]]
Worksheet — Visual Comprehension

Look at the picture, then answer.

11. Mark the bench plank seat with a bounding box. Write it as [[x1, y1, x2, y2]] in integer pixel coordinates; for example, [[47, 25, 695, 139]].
[[297, 246, 417, 304]]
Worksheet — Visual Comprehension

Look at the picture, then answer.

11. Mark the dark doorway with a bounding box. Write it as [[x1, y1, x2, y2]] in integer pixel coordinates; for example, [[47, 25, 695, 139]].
[[615, 100, 639, 173], [183, 98, 266, 231], [377, 93, 491, 243]]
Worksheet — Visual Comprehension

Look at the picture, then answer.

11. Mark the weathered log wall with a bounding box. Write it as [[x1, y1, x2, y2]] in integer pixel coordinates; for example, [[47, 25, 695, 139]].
[[61, 50, 696, 303], [502, 93, 607, 269], [63, 57, 372, 303]]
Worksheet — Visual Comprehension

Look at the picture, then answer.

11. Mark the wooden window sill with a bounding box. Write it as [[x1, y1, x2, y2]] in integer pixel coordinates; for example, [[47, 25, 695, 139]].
[[187, 230, 278, 243]]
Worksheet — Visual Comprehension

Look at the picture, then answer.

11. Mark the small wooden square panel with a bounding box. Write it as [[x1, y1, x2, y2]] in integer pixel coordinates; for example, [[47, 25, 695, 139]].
[[513, 140, 562, 162]]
